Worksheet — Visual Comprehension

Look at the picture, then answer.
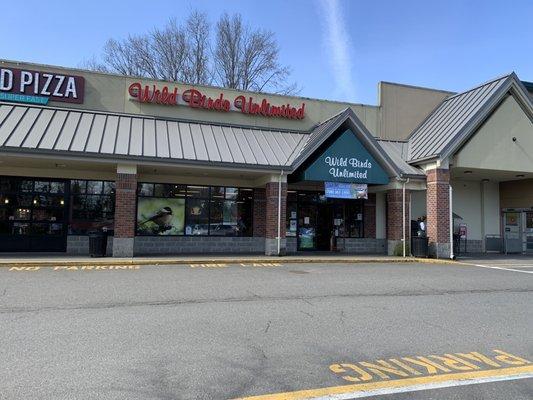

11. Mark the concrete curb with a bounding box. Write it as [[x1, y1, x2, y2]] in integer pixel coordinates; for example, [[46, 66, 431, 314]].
[[0, 257, 457, 267]]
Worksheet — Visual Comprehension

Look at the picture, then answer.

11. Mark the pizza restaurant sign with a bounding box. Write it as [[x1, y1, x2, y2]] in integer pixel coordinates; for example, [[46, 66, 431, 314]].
[[0, 68, 85, 105], [128, 82, 305, 120]]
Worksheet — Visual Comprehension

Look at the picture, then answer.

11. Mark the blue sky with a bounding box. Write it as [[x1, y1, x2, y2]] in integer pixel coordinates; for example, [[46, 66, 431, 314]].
[[1, 0, 531, 104]]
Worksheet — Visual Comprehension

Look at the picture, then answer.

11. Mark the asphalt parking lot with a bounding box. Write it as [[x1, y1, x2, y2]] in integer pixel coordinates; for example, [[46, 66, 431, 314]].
[[0, 260, 531, 400]]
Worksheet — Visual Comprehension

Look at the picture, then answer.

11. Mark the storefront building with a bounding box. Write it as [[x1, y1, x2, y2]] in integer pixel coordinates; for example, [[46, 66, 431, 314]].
[[0, 60, 532, 257]]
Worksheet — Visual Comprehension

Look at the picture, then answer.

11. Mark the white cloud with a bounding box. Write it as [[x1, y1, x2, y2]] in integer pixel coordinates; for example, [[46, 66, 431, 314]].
[[317, 0, 356, 101]]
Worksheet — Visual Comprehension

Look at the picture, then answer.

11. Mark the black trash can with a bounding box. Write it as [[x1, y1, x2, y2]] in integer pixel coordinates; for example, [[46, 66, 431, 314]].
[[411, 236, 429, 257], [89, 231, 107, 257]]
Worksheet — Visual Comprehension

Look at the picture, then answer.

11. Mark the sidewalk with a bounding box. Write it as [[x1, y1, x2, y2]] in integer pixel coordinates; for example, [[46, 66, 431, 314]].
[[0, 253, 453, 267]]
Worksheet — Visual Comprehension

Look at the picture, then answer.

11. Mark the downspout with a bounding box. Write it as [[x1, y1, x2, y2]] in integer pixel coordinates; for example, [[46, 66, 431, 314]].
[[277, 169, 284, 256], [449, 185, 455, 260], [402, 178, 410, 258]]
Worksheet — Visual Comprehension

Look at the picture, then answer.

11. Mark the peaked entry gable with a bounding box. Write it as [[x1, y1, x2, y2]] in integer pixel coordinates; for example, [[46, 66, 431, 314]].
[[289, 108, 400, 182], [292, 128, 390, 184]]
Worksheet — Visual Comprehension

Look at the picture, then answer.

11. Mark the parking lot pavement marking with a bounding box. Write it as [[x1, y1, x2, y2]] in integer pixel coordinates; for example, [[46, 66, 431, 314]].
[[232, 350, 532, 400], [7, 265, 141, 272], [468, 263, 533, 274]]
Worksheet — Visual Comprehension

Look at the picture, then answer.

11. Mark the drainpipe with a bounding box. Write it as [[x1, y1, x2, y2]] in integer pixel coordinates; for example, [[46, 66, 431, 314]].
[[449, 185, 455, 260], [277, 170, 284, 256], [402, 178, 410, 258], [397, 177, 409, 258]]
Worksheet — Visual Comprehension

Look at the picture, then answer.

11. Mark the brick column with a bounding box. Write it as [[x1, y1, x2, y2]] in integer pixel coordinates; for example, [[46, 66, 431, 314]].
[[265, 181, 287, 255], [426, 168, 450, 258], [363, 193, 376, 239], [386, 189, 410, 255], [253, 188, 266, 237], [112, 169, 137, 257]]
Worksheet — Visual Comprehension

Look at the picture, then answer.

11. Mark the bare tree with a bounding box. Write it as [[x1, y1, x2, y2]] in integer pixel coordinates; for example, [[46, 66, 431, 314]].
[[184, 11, 211, 85], [84, 10, 298, 94], [214, 13, 298, 94], [213, 13, 243, 89]]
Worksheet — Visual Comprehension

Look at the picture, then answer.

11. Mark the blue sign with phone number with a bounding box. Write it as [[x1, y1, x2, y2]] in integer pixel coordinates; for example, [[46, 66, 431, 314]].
[[325, 182, 368, 199]]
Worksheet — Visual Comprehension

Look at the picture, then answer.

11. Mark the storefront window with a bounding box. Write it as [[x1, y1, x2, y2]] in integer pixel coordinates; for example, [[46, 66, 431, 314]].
[[0, 177, 67, 237], [136, 183, 253, 236], [346, 201, 364, 238], [69, 180, 115, 234]]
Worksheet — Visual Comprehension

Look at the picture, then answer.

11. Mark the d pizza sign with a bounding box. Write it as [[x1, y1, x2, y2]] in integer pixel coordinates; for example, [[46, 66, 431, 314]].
[[0, 67, 85, 105]]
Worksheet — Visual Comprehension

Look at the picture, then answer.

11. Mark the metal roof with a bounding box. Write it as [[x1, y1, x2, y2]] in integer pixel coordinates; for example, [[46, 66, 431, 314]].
[[407, 73, 533, 163], [0, 102, 309, 169], [0, 101, 423, 179], [377, 140, 424, 177]]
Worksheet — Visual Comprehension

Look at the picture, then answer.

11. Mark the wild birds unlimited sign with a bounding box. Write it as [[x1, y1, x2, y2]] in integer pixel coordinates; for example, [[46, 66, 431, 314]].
[[296, 129, 389, 184], [128, 82, 305, 120]]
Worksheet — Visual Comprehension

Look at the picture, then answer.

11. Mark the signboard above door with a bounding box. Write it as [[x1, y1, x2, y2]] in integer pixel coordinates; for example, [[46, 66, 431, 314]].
[[325, 182, 368, 199], [293, 129, 389, 184]]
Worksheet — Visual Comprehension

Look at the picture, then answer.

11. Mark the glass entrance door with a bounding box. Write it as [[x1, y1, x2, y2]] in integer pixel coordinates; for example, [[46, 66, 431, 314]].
[[297, 203, 318, 251]]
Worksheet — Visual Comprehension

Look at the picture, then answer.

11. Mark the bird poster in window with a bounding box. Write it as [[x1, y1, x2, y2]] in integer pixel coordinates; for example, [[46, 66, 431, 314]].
[[137, 198, 185, 235]]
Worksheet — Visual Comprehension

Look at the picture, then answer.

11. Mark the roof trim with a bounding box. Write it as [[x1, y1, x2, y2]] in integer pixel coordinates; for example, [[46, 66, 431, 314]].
[[290, 108, 402, 177], [439, 73, 533, 162]]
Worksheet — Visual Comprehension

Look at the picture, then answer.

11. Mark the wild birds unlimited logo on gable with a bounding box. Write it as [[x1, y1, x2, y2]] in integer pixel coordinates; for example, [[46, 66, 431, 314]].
[[128, 82, 305, 120]]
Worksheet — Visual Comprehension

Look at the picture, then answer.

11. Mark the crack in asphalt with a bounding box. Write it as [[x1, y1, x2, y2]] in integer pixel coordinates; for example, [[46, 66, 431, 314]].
[[0, 287, 531, 315]]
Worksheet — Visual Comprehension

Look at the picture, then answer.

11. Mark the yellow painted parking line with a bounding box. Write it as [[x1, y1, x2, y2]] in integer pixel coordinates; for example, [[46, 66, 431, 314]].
[[8, 265, 141, 272], [189, 263, 281, 268], [232, 350, 532, 400]]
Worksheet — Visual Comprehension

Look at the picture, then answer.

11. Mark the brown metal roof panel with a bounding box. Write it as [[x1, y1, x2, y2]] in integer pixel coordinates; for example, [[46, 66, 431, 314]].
[[232, 127, 257, 164], [155, 120, 170, 158], [211, 125, 233, 163], [114, 117, 131, 155], [99, 115, 119, 154], [189, 123, 208, 161], [129, 118, 143, 156], [22, 109, 55, 149], [167, 121, 183, 159], [54, 111, 82, 151], [38, 110, 68, 150], [5, 107, 41, 147], [0, 105, 14, 130], [221, 126, 246, 164], [83, 113, 106, 153], [244, 129, 269, 165], [252, 129, 280, 165], [200, 125, 221, 162], [142, 119, 157, 157], [178, 122, 196, 160], [0, 106, 26, 146]]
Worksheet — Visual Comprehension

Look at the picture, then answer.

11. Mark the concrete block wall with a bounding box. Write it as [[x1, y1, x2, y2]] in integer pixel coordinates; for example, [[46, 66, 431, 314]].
[[67, 235, 114, 255], [134, 236, 265, 255], [341, 238, 386, 254]]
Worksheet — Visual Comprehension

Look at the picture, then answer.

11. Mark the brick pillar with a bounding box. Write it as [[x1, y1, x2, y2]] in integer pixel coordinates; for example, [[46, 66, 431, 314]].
[[426, 168, 450, 258], [253, 188, 266, 237], [112, 171, 137, 257], [386, 189, 410, 255], [265, 181, 287, 255], [363, 193, 376, 239]]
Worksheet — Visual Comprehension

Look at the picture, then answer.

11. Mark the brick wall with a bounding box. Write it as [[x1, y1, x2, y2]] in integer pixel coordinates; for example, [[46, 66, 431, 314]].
[[114, 173, 137, 238], [386, 189, 410, 241], [265, 182, 287, 239], [253, 188, 266, 237], [426, 169, 450, 244], [364, 193, 376, 239]]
